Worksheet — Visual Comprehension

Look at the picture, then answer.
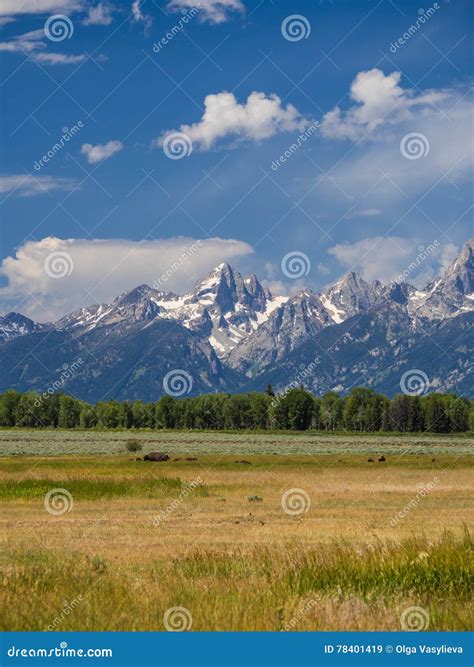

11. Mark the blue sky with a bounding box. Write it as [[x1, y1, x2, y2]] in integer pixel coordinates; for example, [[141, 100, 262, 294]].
[[0, 0, 472, 321]]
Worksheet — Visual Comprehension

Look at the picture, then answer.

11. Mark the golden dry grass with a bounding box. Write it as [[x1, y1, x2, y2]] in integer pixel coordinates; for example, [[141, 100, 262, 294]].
[[0, 451, 472, 631]]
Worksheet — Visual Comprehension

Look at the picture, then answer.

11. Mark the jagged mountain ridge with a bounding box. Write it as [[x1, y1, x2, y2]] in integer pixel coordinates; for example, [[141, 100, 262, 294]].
[[54, 262, 288, 358], [0, 239, 472, 400]]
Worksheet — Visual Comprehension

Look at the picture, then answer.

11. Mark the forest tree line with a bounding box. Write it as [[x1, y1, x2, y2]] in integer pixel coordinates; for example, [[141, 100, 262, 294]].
[[0, 386, 472, 433]]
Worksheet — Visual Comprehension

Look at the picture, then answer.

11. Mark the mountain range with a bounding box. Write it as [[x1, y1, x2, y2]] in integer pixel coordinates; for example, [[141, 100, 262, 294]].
[[0, 239, 473, 402]]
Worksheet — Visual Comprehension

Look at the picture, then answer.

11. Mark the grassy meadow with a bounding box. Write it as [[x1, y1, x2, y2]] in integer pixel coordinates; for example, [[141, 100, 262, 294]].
[[0, 430, 472, 631]]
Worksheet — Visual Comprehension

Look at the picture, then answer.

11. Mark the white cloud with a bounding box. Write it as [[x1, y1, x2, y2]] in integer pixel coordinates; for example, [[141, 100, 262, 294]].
[[321, 69, 447, 141], [0, 174, 77, 197], [34, 52, 86, 64], [0, 0, 82, 15], [156, 91, 310, 151], [80, 140, 123, 163], [0, 29, 45, 53], [317, 69, 473, 200], [0, 28, 86, 65], [167, 0, 245, 24], [328, 236, 457, 285], [349, 209, 382, 218], [131, 0, 152, 29], [82, 2, 114, 25], [0, 236, 255, 321]]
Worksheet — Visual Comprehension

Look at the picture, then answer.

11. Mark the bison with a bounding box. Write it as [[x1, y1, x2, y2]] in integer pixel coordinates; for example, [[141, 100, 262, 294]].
[[378, 455, 386, 462], [144, 452, 170, 462]]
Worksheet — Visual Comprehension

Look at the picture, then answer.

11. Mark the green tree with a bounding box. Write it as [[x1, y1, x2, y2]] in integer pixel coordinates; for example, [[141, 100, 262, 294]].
[[320, 392, 343, 431], [58, 395, 81, 428], [0, 390, 22, 426]]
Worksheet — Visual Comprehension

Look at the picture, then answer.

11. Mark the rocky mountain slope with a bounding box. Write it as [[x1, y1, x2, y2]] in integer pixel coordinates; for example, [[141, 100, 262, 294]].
[[0, 239, 472, 400]]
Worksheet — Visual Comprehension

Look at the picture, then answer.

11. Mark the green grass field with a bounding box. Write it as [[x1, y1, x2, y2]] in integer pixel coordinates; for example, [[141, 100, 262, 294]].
[[0, 431, 472, 631]]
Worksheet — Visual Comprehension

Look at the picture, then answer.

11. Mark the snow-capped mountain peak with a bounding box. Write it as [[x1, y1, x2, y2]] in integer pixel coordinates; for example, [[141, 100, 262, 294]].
[[0, 312, 44, 341]]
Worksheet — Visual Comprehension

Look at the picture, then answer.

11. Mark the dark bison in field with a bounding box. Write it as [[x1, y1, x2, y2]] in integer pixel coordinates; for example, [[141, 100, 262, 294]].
[[144, 452, 170, 462]]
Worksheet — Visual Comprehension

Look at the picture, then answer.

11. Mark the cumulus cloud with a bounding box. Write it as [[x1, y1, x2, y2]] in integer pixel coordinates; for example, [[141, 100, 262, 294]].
[[328, 236, 457, 285], [321, 69, 447, 141], [317, 69, 473, 200], [83, 2, 114, 25], [0, 236, 255, 321], [0, 174, 78, 197], [0, 0, 82, 15], [81, 140, 123, 164], [156, 91, 310, 151], [167, 0, 245, 24]]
